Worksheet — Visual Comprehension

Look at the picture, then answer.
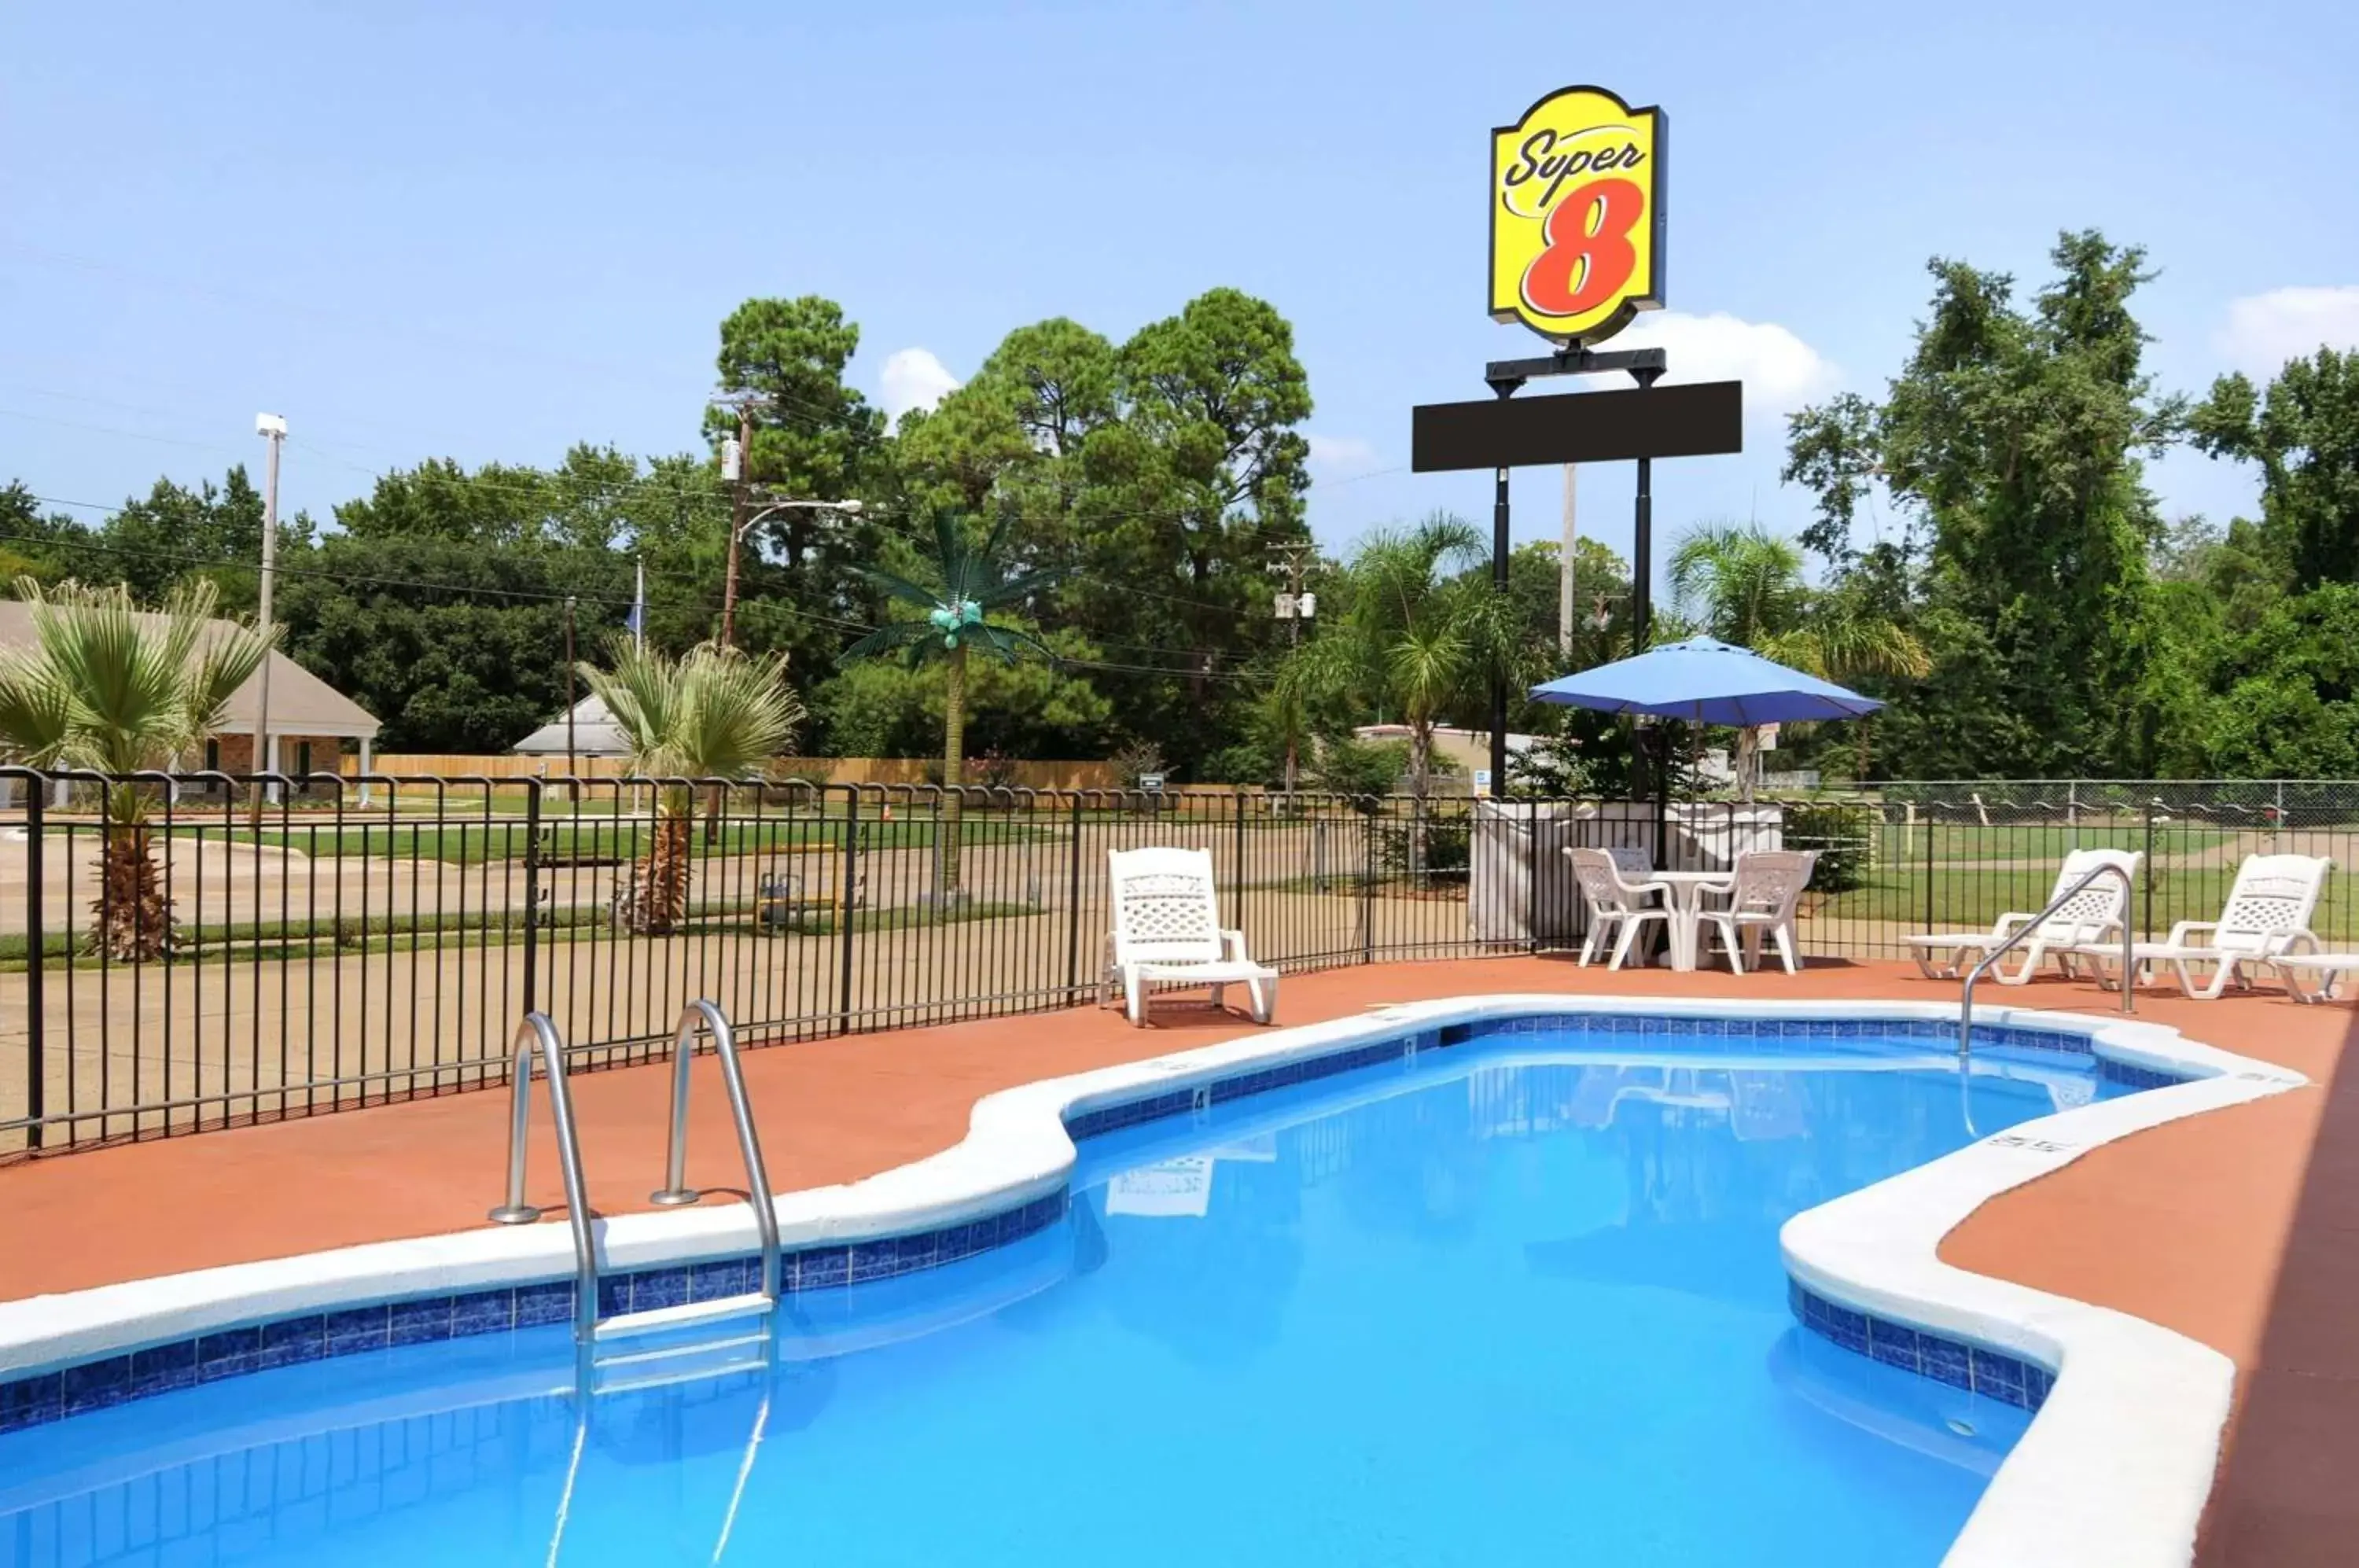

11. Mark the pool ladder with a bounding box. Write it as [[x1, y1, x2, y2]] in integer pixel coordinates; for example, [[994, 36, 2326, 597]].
[[490, 1000, 784, 1394]]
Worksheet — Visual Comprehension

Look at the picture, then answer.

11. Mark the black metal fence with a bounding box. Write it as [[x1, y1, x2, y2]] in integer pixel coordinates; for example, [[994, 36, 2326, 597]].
[[3, 769, 2354, 1155]]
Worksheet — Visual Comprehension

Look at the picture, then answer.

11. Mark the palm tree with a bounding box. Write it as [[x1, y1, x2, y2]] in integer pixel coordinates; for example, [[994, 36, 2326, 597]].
[[0, 578, 274, 961], [580, 641, 802, 934], [1668, 523, 1930, 797], [841, 510, 1060, 896], [1323, 516, 1533, 797]]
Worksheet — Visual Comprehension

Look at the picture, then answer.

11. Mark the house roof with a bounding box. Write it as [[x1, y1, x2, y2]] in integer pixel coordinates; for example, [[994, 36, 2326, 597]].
[[513, 694, 634, 757], [0, 601, 382, 741]]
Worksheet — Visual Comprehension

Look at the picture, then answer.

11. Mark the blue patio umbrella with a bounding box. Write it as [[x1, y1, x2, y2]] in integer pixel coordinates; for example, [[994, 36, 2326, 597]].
[[1528, 636, 1882, 725]]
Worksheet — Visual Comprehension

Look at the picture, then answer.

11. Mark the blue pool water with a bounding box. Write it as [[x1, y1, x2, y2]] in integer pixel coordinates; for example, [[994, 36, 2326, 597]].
[[0, 1027, 2136, 1567]]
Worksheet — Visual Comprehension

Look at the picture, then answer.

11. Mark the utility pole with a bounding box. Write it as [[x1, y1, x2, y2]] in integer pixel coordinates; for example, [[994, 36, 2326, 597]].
[[709, 390, 775, 651], [1558, 463, 1577, 661], [563, 595, 577, 782], [721, 410, 751, 650], [252, 413, 285, 820], [1267, 541, 1316, 796]]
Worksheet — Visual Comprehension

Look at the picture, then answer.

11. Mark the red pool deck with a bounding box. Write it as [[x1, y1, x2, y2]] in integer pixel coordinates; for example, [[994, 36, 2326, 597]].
[[2, 955, 2353, 1563]]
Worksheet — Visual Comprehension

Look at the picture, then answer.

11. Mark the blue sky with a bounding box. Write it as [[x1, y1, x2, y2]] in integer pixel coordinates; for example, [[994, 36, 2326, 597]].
[[5, 0, 2357, 586]]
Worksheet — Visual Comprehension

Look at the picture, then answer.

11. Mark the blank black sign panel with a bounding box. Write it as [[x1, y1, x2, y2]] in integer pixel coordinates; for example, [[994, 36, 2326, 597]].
[[1411, 381, 1743, 471]]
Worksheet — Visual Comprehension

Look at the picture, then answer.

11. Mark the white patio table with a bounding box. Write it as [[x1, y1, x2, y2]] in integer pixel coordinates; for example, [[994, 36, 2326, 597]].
[[1650, 870, 1736, 971]]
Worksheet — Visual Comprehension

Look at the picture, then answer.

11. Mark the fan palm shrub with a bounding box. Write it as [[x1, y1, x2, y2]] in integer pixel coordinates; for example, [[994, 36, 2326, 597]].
[[0, 578, 274, 961], [580, 641, 802, 933]]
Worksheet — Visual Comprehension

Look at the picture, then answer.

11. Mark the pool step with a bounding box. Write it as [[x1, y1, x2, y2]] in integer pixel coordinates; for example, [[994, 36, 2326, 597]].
[[592, 1291, 774, 1343], [594, 1330, 771, 1371], [592, 1334, 772, 1395]]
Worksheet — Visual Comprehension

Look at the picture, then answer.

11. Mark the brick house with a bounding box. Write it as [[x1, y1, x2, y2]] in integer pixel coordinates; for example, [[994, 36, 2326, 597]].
[[0, 602, 381, 795]]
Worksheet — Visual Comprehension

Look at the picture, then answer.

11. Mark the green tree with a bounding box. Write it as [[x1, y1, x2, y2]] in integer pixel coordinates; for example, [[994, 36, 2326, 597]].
[[878, 291, 1316, 774], [579, 642, 803, 934], [277, 447, 738, 753], [710, 296, 893, 681], [809, 627, 1115, 760], [0, 578, 272, 959], [2189, 347, 2359, 590], [1667, 522, 1927, 796], [841, 510, 1062, 894], [1782, 232, 2178, 775], [2199, 583, 2359, 777]]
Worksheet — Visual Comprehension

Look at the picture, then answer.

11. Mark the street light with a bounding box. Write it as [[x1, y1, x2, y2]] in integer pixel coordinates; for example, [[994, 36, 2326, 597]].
[[252, 413, 286, 817], [738, 496, 863, 541], [720, 498, 866, 647]]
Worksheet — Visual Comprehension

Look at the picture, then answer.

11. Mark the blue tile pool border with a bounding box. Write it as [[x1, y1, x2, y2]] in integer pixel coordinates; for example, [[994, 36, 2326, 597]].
[[3, 1009, 2165, 1435], [0, 1190, 1069, 1436], [1788, 1278, 2054, 1412]]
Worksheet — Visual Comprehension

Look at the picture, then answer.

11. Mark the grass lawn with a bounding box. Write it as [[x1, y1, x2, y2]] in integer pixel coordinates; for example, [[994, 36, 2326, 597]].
[[0, 896, 1043, 970], [1816, 864, 2359, 944], [153, 817, 1049, 864], [1870, 822, 2237, 864]]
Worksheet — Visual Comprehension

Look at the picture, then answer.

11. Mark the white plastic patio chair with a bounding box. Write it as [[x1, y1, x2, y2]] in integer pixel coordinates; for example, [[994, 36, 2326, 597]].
[[1903, 848, 2141, 985], [2076, 852, 2333, 999], [1564, 847, 1672, 970], [1606, 845, 1658, 882], [1100, 847, 1278, 1027], [1694, 849, 1820, 974]]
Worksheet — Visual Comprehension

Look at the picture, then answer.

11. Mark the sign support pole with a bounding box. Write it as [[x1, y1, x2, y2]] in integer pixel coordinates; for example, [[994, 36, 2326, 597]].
[[1624, 363, 1669, 855], [1485, 376, 1522, 794]]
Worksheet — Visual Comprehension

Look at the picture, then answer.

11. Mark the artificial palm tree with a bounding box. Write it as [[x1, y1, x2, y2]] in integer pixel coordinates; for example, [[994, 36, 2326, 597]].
[[0, 578, 274, 961], [1669, 523, 1930, 797], [580, 641, 802, 934], [841, 510, 1060, 897]]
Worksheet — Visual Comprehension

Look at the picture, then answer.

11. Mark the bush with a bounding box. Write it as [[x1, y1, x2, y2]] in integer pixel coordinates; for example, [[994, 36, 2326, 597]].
[[1782, 799, 1876, 893], [1372, 815, 1471, 876], [1109, 739, 1168, 789], [1506, 731, 1596, 796], [1313, 738, 1408, 804]]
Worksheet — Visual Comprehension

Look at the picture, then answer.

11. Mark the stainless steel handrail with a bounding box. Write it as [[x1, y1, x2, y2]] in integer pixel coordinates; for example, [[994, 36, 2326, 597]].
[[648, 1000, 783, 1301], [1960, 861, 2134, 1064], [486, 1012, 599, 1342]]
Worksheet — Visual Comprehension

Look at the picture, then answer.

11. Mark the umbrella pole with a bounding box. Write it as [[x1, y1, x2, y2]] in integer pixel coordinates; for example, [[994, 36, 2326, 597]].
[[1654, 725, 1671, 868]]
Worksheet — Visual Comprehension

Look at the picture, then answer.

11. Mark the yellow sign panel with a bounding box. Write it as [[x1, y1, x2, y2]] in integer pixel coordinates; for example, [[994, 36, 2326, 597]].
[[1489, 86, 1666, 346]]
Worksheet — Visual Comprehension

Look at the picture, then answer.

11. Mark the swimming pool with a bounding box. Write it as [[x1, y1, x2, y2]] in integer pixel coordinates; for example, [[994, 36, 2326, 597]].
[[0, 1007, 2214, 1567]]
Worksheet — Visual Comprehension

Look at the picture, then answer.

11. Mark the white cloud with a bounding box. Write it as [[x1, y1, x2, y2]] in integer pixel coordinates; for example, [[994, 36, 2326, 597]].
[[2213, 286, 2359, 377], [878, 348, 962, 421], [1613, 311, 1838, 417], [1305, 432, 1382, 477]]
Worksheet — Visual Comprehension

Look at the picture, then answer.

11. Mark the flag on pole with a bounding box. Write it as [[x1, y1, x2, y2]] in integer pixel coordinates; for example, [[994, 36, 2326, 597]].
[[628, 558, 646, 649]]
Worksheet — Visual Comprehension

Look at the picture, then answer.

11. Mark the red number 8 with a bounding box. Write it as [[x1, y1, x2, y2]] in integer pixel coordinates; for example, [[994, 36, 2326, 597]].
[[1521, 178, 1646, 320]]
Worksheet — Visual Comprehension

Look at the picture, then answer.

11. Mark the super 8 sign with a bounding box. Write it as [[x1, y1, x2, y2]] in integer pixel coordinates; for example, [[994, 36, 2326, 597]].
[[1489, 86, 1666, 346]]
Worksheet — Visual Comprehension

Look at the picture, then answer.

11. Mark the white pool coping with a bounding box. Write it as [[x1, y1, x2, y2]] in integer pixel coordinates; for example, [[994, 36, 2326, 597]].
[[0, 994, 2305, 1568]]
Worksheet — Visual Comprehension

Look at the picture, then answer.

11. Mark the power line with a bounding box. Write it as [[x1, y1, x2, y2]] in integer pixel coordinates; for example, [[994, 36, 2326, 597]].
[[0, 500, 1289, 693]]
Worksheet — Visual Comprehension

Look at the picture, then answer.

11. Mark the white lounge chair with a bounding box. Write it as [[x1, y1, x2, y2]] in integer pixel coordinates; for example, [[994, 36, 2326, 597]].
[[1904, 848, 2141, 985], [1695, 849, 1820, 974], [1101, 847, 1278, 1026], [1565, 847, 1672, 970], [2267, 948, 2359, 1005], [2075, 852, 2333, 999]]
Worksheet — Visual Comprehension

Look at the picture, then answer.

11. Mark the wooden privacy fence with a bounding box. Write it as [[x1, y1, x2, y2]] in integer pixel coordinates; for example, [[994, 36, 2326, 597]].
[[351, 754, 1131, 790]]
